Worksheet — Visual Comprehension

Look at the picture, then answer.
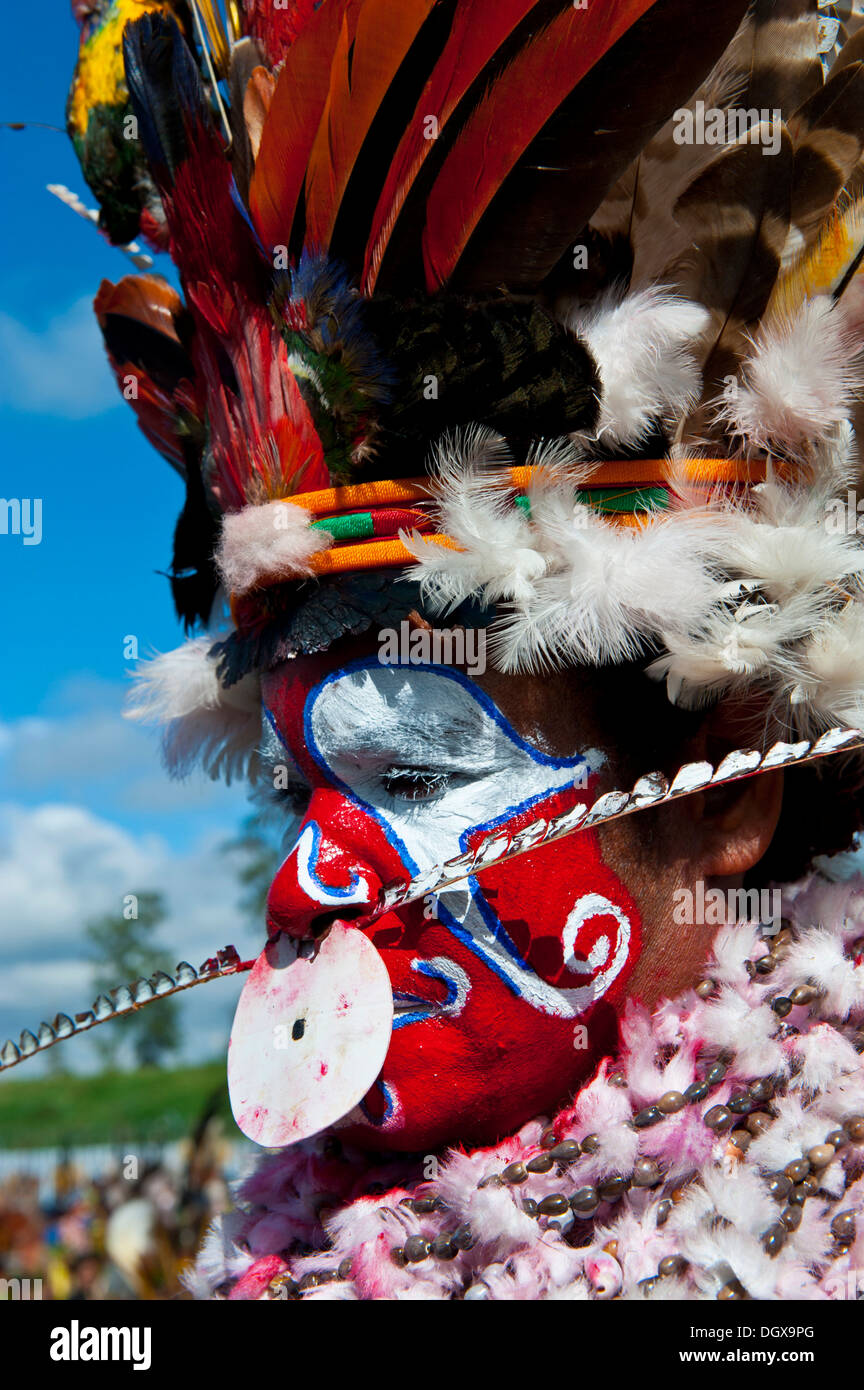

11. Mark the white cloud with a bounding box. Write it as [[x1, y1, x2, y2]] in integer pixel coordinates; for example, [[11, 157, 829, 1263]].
[[0, 801, 260, 1077], [0, 296, 121, 419], [0, 684, 249, 821]]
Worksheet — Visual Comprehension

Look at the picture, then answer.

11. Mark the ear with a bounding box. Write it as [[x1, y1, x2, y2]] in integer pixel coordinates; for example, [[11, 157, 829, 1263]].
[[692, 697, 784, 878], [697, 767, 784, 877]]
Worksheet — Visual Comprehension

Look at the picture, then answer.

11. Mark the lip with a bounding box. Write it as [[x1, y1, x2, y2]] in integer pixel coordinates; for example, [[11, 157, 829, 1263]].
[[391, 990, 441, 1022]]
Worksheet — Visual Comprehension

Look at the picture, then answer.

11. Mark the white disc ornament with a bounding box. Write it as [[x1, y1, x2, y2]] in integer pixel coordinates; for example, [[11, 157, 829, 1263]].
[[228, 925, 394, 1147]]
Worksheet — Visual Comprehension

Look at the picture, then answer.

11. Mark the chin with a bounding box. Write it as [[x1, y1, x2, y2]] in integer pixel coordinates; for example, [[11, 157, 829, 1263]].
[[336, 998, 622, 1154]]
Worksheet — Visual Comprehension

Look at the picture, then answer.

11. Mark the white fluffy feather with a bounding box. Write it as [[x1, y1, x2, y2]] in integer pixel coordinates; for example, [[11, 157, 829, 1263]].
[[126, 637, 261, 782], [562, 287, 710, 447], [716, 298, 863, 462], [216, 501, 331, 595]]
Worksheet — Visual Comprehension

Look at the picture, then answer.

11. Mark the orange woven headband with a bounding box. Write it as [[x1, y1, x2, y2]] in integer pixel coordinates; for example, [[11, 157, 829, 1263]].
[[270, 458, 769, 579]]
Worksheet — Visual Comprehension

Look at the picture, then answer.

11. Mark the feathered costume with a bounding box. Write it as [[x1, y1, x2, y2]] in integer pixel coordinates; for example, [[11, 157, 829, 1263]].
[[53, 0, 864, 1298]]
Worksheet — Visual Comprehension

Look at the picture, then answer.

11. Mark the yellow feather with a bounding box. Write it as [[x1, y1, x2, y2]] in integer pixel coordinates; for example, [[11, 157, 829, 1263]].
[[767, 198, 864, 317]]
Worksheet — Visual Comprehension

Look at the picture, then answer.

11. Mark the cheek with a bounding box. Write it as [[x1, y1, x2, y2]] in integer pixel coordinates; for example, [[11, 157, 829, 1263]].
[[351, 823, 643, 1151]]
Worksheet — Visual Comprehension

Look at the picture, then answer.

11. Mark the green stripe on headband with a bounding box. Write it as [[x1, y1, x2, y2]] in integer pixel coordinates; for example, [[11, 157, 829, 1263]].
[[311, 511, 374, 540], [514, 486, 668, 518]]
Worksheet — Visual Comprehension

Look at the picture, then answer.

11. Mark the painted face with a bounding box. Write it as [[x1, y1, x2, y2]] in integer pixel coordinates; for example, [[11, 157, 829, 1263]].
[[247, 651, 642, 1151]]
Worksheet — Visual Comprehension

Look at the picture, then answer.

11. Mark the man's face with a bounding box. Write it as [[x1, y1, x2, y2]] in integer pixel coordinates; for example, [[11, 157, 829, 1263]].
[[248, 632, 647, 1152]]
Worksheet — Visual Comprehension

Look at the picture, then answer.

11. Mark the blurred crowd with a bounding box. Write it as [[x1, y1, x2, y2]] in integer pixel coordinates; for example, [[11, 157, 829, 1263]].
[[0, 1118, 238, 1299]]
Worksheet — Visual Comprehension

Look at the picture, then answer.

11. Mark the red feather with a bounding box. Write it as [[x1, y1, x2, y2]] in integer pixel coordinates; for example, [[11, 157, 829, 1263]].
[[302, 0, 437, 254], [421, 0, 661, 290], [361, 0, 544, 294], [248, 0, 359, 254]]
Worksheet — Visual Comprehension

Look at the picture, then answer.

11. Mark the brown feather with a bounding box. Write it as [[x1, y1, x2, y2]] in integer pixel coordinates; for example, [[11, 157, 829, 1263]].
[[670, 121, 794, 410], [785, 61, 864, 255], [433, 0, 751, 293], [228, 37, 267, 201]]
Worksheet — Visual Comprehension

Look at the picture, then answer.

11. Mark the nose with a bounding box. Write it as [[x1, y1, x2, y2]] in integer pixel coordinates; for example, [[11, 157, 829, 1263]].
[[267, 815, 385, 940]]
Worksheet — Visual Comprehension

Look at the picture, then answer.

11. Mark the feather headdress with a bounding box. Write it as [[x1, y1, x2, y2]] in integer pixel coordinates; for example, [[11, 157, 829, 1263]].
[[63, 0, 864, 770]]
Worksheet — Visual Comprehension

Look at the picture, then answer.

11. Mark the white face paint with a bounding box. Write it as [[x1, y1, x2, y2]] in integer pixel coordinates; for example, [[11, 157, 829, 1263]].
[[301, 662, 611, 1018]]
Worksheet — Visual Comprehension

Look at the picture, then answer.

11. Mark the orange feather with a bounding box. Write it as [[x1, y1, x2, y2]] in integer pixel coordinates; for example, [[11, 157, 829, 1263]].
[[248, 0, 358, 253], [302, 0, 436, 254], [421, 0, 661, 290], [361, 0, 544, 294]]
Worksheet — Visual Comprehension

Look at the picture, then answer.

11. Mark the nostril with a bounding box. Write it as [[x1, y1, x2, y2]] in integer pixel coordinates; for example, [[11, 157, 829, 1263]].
[[309, 905, 369, 938]]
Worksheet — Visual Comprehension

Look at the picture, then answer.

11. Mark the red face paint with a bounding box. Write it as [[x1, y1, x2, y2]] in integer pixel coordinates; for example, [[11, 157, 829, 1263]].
[[250, 655, 642, 1151]]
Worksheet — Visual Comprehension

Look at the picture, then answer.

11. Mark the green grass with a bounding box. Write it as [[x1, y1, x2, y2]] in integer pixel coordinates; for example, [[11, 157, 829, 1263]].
[[0, 1061, 237, 1150]]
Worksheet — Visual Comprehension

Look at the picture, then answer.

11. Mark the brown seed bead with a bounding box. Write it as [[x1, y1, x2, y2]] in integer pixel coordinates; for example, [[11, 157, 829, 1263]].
[[537, 1193, 569, 1217], [755, 955, 776, 975], [477, 1173, 503, 1189], [730, 1129, 752, 1152], [549, 1139, 581, 1161], [825, 1129, 846, 1149], [570, 1185, 600, 1213], [808, 1144, 835, 1170], [501, 1162, 528, 1185], [704, 1105, 733, 1132], [337, 1258, 353, 1280], [789, 983, 820, 1006], [659, 1255, 687, 1278], [404, 1235, 431, 1263], [705, 1061, 727, 1085], [453, 1224, 476, 1251], [580, 1133, 601, 1154], [598, 1176, 629, 1201], [728, 1094, 752, 1115], [766, 1173, 793, 1200], [763, 1223, 787, 1257], [416, 1196, 445, 1214], [390, 1247, 407, 1268], [784, 1158, 811, 1184], [718, 1280, 747, 1301], [748, 1077, 774, 1103], [632, 1157, 662, 1188], [658, 1090, 686, 1115], [431, 1233, 458, 1260], [633, 1105, 664, 1128], [745, 960, 758, 980], [831, 1211, 856, 1243], [789, 1184, 812, 1206], [539, 1126, 558, 1149], [638, 1276, 659, 1293], [772, 997, 793, 1017], [656, 1198, 673, 1226], [746, 1111, 773, 1136], [522, 1198, 538, 1217], [845, 1116, 864, 1142], [526, 1153, 554, 1174], [780, 1204, 802, 1231], [603, 1240, 619, 1259], [685, 1081, 710, 1104], [695, 979, 716, 999]]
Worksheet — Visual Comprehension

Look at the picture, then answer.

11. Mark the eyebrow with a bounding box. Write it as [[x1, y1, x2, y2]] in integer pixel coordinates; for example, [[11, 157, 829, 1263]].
[[308, 667, 498, 767]]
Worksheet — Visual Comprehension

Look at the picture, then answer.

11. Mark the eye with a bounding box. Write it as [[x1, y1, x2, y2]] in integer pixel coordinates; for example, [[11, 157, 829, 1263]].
[[383, 766, 450, 801], [269, 779, 311, 816]]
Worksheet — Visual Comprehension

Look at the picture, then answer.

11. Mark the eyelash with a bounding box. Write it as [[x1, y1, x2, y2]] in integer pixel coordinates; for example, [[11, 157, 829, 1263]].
[[382, 767, 450, 801]]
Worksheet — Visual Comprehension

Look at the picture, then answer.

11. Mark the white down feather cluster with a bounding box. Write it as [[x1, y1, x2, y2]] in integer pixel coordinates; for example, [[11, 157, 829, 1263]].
[[404, 286, 864, 737], [126, 636, 261, 782]]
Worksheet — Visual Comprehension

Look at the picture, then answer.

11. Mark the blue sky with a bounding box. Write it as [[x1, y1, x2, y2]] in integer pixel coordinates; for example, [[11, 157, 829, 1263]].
[[0, 2, 259, 1078]]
